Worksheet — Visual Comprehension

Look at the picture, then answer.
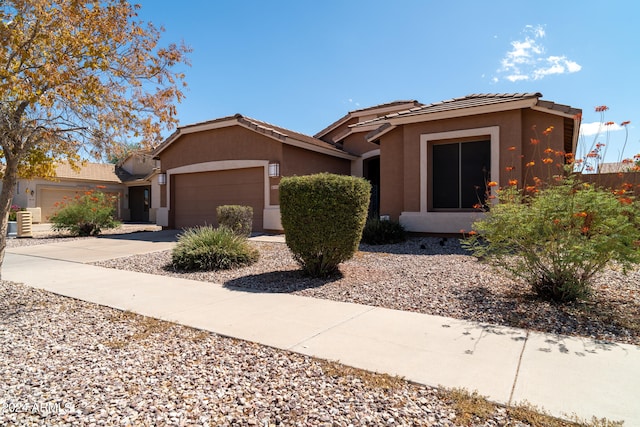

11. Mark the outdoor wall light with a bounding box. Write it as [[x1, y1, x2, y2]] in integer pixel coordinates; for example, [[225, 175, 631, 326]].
[[158, 173, 167, 185], [268, 162, 280, 178]]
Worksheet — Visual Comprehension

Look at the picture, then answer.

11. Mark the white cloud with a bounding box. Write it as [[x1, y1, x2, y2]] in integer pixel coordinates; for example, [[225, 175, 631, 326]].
[[580, 121, 625, 137], [566, 60, 582, 73], [494, 25, 581, 82], [506, 74, 529, 82], [525, 24, 545, 38], [533, 56, 583, 79]]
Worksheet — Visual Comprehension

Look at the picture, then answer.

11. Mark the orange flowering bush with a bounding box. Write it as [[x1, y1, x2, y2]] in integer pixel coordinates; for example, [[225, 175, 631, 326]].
[[577, 105, 637, 173], [463, 176, 640, 302], [50, 190, 120, 236], [464, 121, 640, 303]]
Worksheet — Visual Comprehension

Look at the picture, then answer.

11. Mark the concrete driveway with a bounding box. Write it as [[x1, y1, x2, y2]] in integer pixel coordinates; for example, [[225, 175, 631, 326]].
[[7, 230, 181, 263]]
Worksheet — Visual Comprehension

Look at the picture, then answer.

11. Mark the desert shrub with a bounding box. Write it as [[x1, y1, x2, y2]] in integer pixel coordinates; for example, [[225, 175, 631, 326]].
[[463, 177, 640, 302], [217, 205, 253, 237], [361, 218, 407, 245], [171, 225, 259, 271], [280, 173, 370, 277], [50, 190, 120, 236]]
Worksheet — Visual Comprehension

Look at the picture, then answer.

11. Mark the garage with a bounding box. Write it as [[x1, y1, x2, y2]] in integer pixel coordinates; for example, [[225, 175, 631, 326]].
[[171, 167, 264, 231], [39, 188, 84, 221], [39, 187, 123, 221]]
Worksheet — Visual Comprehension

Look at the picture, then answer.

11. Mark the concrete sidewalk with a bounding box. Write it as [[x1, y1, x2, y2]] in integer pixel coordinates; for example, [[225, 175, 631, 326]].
[[4, 234, 639, 425]]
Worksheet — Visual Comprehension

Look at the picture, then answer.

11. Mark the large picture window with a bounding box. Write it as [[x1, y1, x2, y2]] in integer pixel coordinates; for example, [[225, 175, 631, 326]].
[[431, 140, 490, 209]]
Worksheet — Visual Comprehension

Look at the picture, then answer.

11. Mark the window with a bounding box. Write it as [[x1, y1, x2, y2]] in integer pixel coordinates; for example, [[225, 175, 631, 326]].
[[431, 140, 490, 209]]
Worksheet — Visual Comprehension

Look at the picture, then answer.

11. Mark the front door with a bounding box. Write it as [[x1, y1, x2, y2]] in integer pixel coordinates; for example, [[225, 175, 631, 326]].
[[363, 156, 380, 218], [129, 186, 150, 222]]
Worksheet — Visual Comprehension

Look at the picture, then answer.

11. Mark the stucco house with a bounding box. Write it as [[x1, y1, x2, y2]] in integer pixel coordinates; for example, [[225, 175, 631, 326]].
[[153, 93, 581, 234], [12, 151, 160, 223], [152, 114, 356, 231]]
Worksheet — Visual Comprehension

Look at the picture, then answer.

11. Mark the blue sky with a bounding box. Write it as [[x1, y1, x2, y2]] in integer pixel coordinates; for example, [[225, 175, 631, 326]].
[[136, 0, 639, 163]]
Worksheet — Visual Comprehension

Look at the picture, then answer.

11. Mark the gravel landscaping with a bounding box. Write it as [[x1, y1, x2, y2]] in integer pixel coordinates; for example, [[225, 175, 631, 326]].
[[93, 236, 640, 346], [2, 280, 543, 426], [2, 230, 636, 425]]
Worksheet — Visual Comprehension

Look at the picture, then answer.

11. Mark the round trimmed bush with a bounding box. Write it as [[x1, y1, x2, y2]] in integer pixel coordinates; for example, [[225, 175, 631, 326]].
[[171, 225, 259, 271], [279, 173, 371, 277], [217, 204, 253, 237]]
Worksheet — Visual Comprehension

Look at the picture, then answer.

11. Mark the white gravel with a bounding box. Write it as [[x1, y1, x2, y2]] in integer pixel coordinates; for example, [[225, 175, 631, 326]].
[[3, 230, 636, 425], [1, 281, 531, 426], [94, 237, 640, 346]]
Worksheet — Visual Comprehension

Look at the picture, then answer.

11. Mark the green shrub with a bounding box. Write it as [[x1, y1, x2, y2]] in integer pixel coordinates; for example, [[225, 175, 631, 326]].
[[279, 173, 371, 277], [217, 205, 253, 237], [50, 190, 120, 236], [171, 225, 259, 271], [361, 218, 407, 245], [462, 177, 640, 302]]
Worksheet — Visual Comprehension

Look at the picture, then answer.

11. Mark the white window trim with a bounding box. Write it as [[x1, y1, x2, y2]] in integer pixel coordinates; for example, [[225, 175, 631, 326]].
[[420, 126, 500, 212], [399, 126, 499, 233]]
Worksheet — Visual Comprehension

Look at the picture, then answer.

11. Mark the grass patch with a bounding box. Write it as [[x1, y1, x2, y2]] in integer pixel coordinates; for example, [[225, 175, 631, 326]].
[[440, 388, 496, 425], [440, 388, 624, 427], [508, 401, 624, 427], [318, 360, 405, 390], [103, 310, 173, 349]]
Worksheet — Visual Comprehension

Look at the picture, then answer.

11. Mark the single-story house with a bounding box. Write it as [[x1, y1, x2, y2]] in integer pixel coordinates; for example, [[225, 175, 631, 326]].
[[12, 151, 161, 223], [153, 93, 581, 234], [152, 114, 357, 231]]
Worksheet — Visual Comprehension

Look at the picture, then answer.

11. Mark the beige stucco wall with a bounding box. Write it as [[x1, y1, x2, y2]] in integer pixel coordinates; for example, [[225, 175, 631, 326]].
[[121, 153, 156, 176], [14, 178, 126, 222]]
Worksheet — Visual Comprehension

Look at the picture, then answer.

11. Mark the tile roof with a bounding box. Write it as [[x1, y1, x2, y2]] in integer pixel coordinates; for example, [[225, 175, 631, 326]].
[[314, 100, 423, 138], [235, 115, 344, 153], [54, 162, 122, 183], [347, 100, 422, 114], [355, 93, 581, 127], [154, 114, 353, 158], [115, 168, 151, 184]]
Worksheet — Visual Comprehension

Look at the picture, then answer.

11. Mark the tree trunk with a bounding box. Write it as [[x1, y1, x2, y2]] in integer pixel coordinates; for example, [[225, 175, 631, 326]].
[[0, 158, 19, 280]]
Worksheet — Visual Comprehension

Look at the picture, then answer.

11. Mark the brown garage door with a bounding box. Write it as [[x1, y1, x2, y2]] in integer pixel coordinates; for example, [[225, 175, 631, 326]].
[[172, 167, 264, 231]]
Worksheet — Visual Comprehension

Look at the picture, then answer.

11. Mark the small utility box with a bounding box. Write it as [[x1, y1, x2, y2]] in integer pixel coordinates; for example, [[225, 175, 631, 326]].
[[16, 211, 33, 238]]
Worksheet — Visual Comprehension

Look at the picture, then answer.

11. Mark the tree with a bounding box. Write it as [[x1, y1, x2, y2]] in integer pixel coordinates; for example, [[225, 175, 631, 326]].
[[0, 0, 190, 276]]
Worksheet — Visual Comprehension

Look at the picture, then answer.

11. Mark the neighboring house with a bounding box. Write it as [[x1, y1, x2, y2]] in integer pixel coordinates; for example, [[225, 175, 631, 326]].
[[116, 151, 161, 223], [597, 162, 635, 174], [12, 151, 160, 223], [153, 92, 581, 234]]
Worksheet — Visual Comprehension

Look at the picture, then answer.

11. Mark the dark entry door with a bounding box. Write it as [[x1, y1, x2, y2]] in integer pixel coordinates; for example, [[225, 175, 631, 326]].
[[129, 186, 150, 222], [363, 156, 380, 218]]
